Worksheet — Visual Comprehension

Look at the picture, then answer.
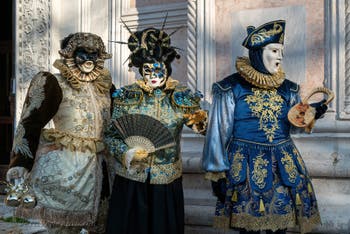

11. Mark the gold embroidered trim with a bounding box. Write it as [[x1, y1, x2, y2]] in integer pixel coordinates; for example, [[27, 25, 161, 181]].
[[251, 22, 284, 46], [205, 171, 226, 182], [12, 124, 32, 158], [16, 206, 97, 227], [230, 212, 296, 231], [136, 76, 179, 93], [113, 88, 144, 106], [231, 148, 245, 182], [245, 88, 284, 142], [42, 128, 105, 153], [115, 158, 182, 184], [299, 213, 321, 234], [150, 158, 182, 184], [214, 212, 321, 233], [235, 138, 291, 146], [213, 212, 321, 233], [213, 216, 230, 229], [251, 153, 269, 189], [281, 150, 298, 183], [236, 57, 285, 89], [53, 59, 111, 93], [12, 73, 47, 158]]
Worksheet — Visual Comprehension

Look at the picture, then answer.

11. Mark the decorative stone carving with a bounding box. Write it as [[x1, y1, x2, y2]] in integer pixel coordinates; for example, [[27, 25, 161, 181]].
[[187, 0, 197, 92], [345, 0, 350, 113], [15, 0, 51, 124]]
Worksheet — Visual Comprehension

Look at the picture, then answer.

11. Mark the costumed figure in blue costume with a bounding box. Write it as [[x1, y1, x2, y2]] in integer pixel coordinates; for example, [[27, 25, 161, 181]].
[[202, 20, 326, 234], [105, 24, 207, 234]]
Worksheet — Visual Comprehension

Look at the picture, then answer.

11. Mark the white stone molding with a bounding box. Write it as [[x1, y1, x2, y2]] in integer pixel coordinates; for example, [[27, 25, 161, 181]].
[[196, 0, 216, 107], [344, 0, 350, 116], [108, 0, 131, 88], [79, 0, 92, 32], [120, 2, 188, 30], [15, 0, 52, 125], [325, 0, 347, 118], [109, 1, 188, 88], [187, 0, 197, 92]]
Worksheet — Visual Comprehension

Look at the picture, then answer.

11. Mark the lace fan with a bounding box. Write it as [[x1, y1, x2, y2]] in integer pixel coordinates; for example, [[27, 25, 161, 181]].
[[112, 114, 176, 153]]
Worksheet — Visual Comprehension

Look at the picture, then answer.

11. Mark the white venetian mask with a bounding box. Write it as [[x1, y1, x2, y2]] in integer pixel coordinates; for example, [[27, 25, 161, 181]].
[[74, 49, 99, 74], [142, 62, 167, 89], [262, 43, 284, 74]]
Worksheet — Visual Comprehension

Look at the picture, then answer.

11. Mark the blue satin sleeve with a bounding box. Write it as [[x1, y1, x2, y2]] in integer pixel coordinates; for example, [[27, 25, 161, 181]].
[[202, 84, 235, 172]]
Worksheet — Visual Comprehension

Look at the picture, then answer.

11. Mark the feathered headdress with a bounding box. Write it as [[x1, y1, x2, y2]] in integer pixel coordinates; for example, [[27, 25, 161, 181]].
[[113, 14, 183, 75]]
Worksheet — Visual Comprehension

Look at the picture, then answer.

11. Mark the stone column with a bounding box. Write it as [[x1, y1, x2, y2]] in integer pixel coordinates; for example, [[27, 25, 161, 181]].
[[14, 0, 52, 125]]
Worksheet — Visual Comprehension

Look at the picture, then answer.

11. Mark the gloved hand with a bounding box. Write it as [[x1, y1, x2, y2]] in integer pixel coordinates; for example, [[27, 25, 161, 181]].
[[310, 99, 328, 119], [6, 166, 29, 184], [123, 147, 149, 169], [211, 178, 226, 203], [183, 110, 207, 126]]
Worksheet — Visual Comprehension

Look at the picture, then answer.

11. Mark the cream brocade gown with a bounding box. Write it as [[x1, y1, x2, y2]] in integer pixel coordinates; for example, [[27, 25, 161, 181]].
[[10, 62, 113, 227]]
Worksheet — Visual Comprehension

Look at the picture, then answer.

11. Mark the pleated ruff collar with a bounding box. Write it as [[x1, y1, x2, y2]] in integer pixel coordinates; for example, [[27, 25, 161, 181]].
[[235, 57, 285, 89], [53, 59, 112, 94]]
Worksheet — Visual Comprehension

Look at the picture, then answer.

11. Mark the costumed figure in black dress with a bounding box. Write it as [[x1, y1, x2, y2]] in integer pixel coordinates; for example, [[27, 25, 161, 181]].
[[105, 25, 207, 234]]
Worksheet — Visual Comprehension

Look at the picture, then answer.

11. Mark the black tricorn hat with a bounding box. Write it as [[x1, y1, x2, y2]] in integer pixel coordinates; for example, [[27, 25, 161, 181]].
[[242, 20, 285, 50]]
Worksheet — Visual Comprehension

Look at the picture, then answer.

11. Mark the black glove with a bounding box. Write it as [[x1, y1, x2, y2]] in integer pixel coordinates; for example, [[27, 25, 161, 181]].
[[211, 178, 226, 203], [310, 99, 328, 119]]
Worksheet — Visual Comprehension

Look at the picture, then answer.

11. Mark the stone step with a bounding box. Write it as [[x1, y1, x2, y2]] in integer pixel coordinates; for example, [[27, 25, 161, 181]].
[[185, 225, 239, 234], [183, 203, 348, 234], [185, 225, 301, 234], [181, 173, 350, 234]]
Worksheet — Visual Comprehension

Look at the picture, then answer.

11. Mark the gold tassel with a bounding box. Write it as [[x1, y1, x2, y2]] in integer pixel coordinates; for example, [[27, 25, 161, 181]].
[[308, 183, 313, 193], [296, 193, 302, 206], [259, 197, 265, 213], [231, 190, 238, 202]]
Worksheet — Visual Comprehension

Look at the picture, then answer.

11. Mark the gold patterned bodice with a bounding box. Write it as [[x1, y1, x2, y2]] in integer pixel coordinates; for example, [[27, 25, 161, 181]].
[[52, 75, 111, 140]]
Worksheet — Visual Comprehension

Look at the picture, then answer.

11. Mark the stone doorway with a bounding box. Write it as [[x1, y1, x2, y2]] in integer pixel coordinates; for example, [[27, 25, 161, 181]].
[[0, 0, 14, 188]]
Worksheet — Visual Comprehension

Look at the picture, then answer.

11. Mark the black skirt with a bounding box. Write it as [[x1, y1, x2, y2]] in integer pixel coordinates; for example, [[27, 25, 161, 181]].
[[106, 175, 184, 234]]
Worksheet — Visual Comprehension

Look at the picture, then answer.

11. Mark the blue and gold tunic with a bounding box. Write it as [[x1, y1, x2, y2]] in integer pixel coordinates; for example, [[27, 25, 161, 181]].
[[105, 78, 205, 184], [203, 72, 321, 233]]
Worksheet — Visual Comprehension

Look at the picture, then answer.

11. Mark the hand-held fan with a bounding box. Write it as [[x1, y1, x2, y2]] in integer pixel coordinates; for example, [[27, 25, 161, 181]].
[[112, 114, 176, 153]]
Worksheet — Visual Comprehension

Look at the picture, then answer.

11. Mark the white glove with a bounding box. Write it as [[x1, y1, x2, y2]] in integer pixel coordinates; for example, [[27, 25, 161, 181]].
[[6, 167, 29, 184], [124, 147, 148, 169]]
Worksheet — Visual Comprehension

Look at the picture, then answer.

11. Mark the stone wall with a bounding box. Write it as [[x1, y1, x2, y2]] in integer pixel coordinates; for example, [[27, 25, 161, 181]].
[[13, 0, 350, 233]]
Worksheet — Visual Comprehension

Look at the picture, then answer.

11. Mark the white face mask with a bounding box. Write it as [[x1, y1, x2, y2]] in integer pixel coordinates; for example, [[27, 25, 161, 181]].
[[77, 61, 95, 73], [74, 50, 98, 74], [262, 43, 284, 74], [142, 62, 167, 89]]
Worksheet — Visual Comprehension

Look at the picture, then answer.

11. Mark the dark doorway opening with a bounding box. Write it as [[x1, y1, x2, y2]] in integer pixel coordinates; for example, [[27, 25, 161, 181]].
[[0, 0, 14, 179]]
